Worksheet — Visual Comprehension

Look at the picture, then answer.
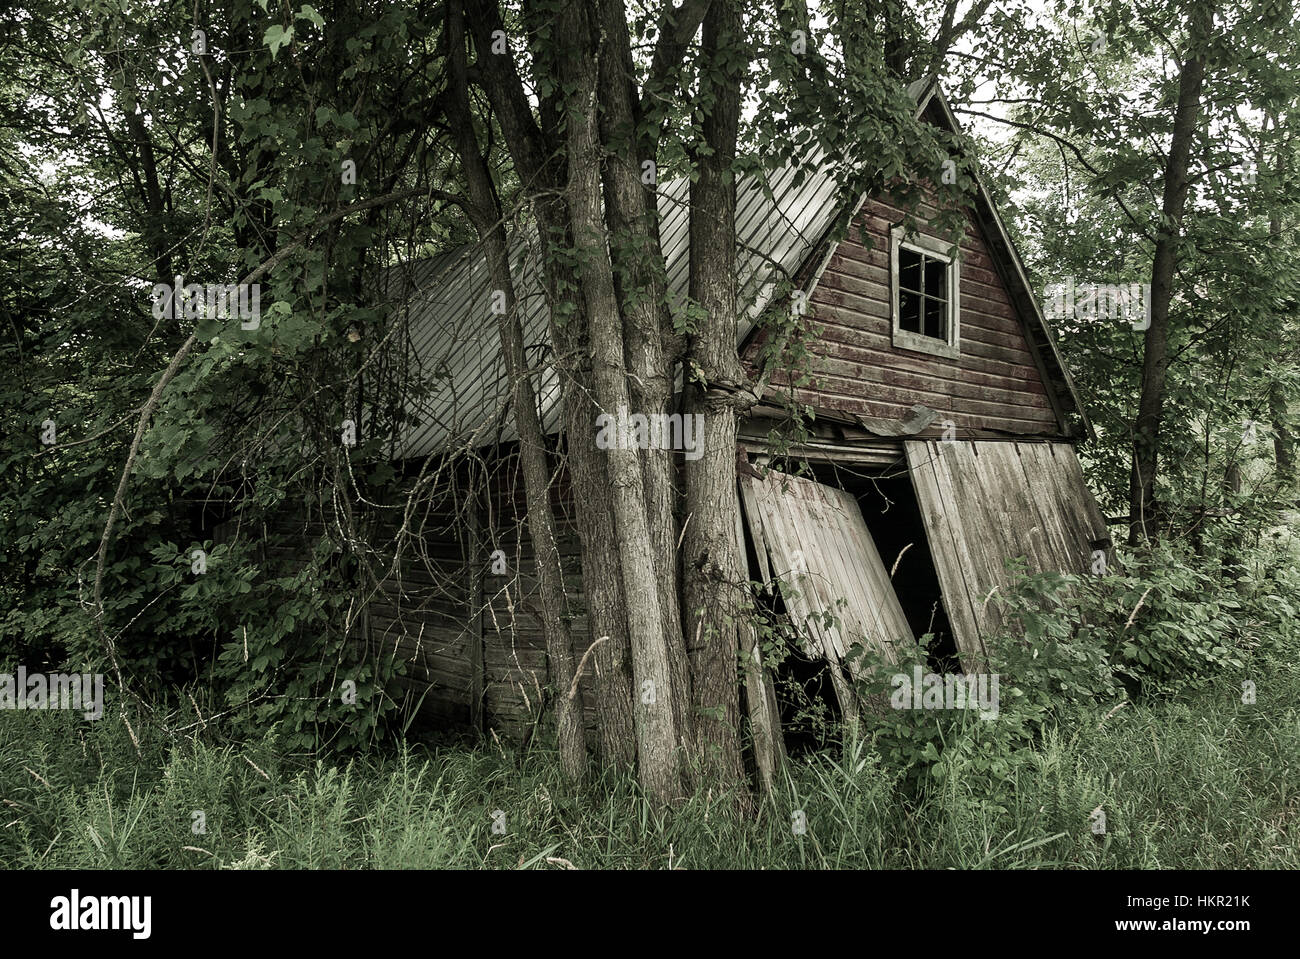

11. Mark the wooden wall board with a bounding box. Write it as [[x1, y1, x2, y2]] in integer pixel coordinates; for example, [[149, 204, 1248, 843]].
[[743, 193, 1064, 437], [903, 440, 1111, 668]]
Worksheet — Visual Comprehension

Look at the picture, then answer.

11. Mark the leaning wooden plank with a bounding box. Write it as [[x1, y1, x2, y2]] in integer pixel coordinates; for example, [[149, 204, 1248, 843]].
[[738, 478, 774, 588], [742, 474, 844, 707], [784, 481, 851, 660], [930, 441, 1044, 648], [1055, 443, 1112, 544], [739, 475, 820, 761], [1005, 443, 1095, 580], [941, 442, 1014, 642], [737, 470, 917, 727], [820, 485, 908, 667], [751, 474, 834, 659], [810, 492, 876, 663], [1012, 443, 1083, 578], [999, 443, 1070, 578], [749, 476, 861, 728], [832, 485, 913, 656], [904, 440, 987, 668], [905, 439, 1112, 669], [994, 442, 1083, 614], [807, 481, 907, 667], [734, 499, 783, 792], [767, 478, 860, 663], [960, 443, 1035, 632], [1043, 442, 1112, 567]]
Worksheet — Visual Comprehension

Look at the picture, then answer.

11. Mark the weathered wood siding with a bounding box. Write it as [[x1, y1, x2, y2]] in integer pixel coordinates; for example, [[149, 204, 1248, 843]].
[[365, 495, 477, 729], [366, 182, 1084, 738], [746, 195, 1062, 437], [364, 459, 601, 740], [904, 439, 1112, 667]]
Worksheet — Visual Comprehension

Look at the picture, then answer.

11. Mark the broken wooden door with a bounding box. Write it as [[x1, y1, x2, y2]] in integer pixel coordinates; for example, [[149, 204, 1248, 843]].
[[738, 470, 914, 724], [904, 439, 1112, 668]]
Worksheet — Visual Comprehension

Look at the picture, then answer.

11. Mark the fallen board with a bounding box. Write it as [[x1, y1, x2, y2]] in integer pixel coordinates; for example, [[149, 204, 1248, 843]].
[[904, 439, 1112, 668], [738, 470, 915, 722]]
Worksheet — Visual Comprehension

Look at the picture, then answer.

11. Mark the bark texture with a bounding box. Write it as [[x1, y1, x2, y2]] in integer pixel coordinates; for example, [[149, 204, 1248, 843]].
[[595, 0, 694, 757], [683, 0, 748, 784], [558, 2, 682, 801], [1128, 3, 1213, 545], [463, 0, 641, 771]]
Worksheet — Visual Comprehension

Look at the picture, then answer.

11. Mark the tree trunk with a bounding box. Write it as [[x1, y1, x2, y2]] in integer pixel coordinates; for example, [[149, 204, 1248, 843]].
[[1222, 460, 1244, 582], [1128, 2, 1213, 546], [595, 0, 694, 759], [1267, 214, 1295, 483], [445, 0, 586, 781], [1269, 380, 1293, 482], [462, 0, 640, 770], [683, 0, 748, 784], [558, 2, 682, 801], [562, 373, 639, 768]]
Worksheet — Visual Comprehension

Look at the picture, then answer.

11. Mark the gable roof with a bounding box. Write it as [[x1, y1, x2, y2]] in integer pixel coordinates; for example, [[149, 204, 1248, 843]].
[[909, 79, 1092, 441], [382, 80, 1089, 460]]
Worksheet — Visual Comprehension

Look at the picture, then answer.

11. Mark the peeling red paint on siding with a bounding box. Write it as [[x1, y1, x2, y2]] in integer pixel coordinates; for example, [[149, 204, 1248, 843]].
[[745, 195, 1061, 437]]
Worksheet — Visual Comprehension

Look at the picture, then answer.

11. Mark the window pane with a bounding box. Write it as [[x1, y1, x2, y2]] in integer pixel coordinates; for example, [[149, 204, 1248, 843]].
[[899, 247, 921, 293], [924, 257, 947, 300], [900, 289, 921, 333], [924, 296, 946, 339]]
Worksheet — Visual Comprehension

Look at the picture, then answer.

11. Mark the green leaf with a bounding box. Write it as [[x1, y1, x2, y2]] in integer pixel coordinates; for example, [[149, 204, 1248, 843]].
[[263, 24, 294, 59], [297, 4, 325, 27]]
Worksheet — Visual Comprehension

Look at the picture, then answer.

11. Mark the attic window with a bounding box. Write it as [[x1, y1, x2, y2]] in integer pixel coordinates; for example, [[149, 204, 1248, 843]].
[[890, 226, 960, 360]]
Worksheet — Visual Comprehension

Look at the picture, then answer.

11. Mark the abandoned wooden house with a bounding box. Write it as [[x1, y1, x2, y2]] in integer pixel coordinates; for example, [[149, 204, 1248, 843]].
[[362, 78, 1112, 742]]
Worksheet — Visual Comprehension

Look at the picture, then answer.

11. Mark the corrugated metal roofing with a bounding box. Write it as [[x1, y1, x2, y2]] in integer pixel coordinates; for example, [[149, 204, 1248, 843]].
[[382, 146, 845, 459]]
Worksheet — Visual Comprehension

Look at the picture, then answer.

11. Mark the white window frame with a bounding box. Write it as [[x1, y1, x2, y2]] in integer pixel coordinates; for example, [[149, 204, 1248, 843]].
[[890, 225, 961, 360]]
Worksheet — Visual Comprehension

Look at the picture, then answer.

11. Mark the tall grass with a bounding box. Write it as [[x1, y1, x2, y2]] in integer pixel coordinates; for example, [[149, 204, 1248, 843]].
[[2, 663, 1296, 868]]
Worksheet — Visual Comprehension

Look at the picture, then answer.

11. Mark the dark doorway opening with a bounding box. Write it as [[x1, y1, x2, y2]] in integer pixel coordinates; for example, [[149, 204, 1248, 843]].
[[855, 472, 960, 672], [802, 460, 960, 675]]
